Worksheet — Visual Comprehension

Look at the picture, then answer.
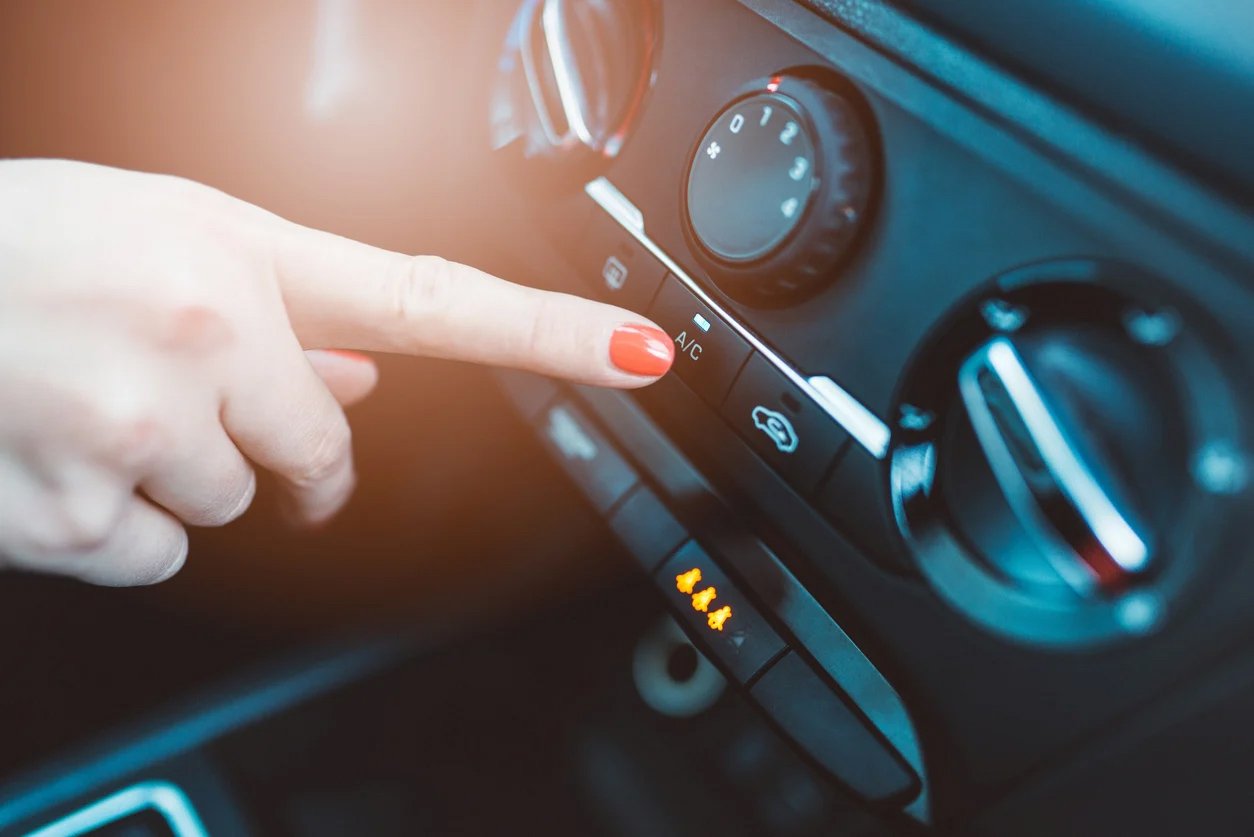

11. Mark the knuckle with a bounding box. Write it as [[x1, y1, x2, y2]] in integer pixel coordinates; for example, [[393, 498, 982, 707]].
[[99, 412, 166, 470], [157, 172, 231, 213], [523, 294, 580, 367], [158, 302, 235, 353], [148, 171, 200, 201], [394, 256, 456, 328], [192, 468, 257, 527], [151, 174, 254, 251], [66, 385, 166, 470], [524, 296, 553, 362], [41, 498, 119, 554]]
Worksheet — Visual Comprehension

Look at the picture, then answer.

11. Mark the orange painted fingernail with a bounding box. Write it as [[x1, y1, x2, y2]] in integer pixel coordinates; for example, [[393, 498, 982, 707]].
[[325, 350, 372, 363], [610, 324, 674, 377]]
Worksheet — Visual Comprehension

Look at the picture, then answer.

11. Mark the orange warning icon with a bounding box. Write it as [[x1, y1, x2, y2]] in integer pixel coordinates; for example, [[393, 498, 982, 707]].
[[675, 568, 702, 595], [690, 586, 718, 613], [707, 605, 732, 632]]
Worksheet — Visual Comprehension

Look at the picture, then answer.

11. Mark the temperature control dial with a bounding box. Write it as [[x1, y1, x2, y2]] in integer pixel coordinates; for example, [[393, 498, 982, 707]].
[[889, 261, 1252, 648], [684, 76, 876, 304]]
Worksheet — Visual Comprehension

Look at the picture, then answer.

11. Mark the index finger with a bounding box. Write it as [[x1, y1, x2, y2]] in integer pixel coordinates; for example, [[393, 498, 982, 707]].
[[264, 218, 674, 387]]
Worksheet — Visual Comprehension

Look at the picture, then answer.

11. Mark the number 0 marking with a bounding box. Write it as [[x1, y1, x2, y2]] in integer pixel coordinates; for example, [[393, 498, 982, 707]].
[[729, 113, 745, 134]]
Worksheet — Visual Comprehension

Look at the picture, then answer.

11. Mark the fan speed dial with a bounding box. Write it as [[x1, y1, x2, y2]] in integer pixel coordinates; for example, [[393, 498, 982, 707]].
[[684, 76, 876, 304]]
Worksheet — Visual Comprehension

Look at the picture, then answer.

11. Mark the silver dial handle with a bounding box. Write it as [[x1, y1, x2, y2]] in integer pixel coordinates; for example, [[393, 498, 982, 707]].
[[521, 0, 598, 151], [958, 337, 1152, 595]]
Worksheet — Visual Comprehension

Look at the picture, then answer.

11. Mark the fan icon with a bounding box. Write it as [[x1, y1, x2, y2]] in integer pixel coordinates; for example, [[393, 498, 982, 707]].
[[706, 141, 722, 160]]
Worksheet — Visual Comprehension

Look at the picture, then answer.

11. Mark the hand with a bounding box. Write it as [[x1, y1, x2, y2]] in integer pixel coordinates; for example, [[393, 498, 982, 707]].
[[0, 159, 674, 586]]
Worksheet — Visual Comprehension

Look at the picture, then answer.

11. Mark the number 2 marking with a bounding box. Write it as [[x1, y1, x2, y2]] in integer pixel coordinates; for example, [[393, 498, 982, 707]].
[[780, 121, 799, 146]]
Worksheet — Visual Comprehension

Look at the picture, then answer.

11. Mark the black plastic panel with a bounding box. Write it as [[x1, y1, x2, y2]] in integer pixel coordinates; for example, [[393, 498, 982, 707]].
[[488, 0, 1254, 828], [870, 0, 1254, 201]]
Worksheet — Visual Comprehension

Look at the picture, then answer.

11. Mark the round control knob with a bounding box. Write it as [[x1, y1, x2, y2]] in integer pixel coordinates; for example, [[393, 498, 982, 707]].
[[684, 75, 876, 304], [491, 0, 658, 178], [890, 261, 1252, 648], [688, 92, 819, 262]]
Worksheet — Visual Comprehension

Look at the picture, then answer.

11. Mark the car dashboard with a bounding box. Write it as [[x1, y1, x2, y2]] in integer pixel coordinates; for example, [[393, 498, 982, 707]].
[[1, 1, 1252, 835]]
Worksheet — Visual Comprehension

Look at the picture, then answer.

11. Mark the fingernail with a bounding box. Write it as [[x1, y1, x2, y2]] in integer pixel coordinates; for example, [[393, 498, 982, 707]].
[[323, 349, 372, 364], [610, 324, 674, 377]]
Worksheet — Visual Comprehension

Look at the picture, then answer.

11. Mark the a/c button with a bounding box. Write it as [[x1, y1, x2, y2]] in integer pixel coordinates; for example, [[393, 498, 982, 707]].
[[647, 275, 751, 405]]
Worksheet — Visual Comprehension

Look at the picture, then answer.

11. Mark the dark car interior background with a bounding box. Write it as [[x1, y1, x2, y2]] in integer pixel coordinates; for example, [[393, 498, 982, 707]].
[[1, 0, 1252, 834]]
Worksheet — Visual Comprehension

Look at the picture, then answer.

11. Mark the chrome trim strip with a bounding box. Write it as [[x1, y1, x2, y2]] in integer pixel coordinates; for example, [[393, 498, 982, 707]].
[[807, 375, 893, 458], [24, 781, 208, 837], [589, 176, 645, 233], [585, 176, 893, 458]]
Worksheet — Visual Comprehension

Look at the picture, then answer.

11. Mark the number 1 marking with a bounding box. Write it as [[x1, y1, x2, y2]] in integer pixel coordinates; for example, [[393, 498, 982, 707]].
[[760, 105, 773, 127]]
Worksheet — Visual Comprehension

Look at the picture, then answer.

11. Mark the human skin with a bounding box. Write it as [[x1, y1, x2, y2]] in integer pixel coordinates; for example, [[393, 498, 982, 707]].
[[0, 159, 674, 586]]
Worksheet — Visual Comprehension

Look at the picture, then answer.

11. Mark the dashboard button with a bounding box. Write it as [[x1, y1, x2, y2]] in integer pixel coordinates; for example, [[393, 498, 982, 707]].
[[609, 487, 688, 574], [656, 541, 786, 683], [537, 400, 637, 513], [647, 275, 752, 405], [576, 211, 668, 313], [722, 353, 851, 494], [752, 651, 919, 804]]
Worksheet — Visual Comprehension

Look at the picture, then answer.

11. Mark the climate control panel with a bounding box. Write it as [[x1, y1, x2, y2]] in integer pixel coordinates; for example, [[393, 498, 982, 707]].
[[487, 0, 1254, 829]]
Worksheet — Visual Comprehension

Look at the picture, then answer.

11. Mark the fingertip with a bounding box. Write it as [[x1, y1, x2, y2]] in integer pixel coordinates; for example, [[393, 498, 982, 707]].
[[73, 507, 190, 588], [608, 323, 675, 379], [306, 349, 380, 407], [140, 530, 190, 586], [279, 462, 356, 531]]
